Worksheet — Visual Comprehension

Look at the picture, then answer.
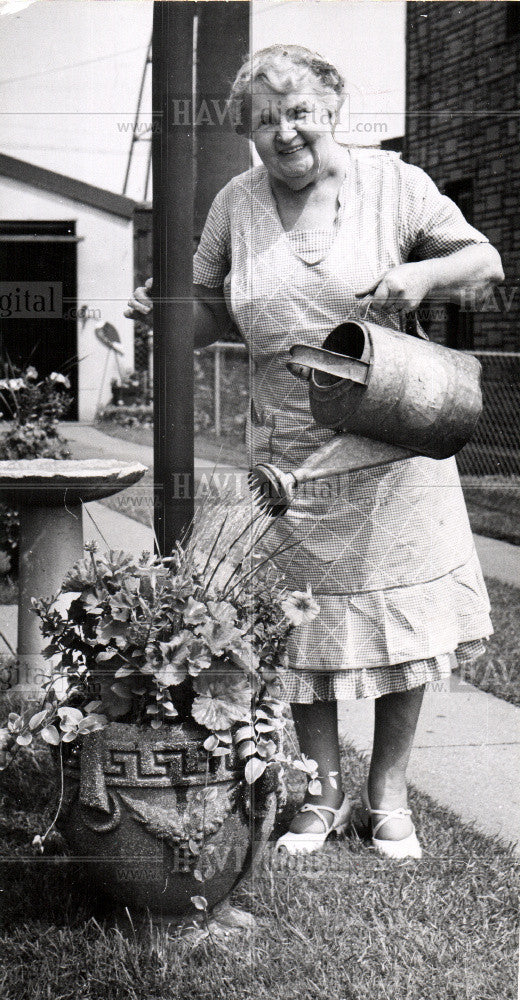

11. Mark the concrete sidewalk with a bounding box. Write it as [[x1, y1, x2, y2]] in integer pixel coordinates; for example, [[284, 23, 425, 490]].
[[61, 422, 247, 474], [338, 678, 519, 853], [2, 424, 518, 854], [473, 534, 520, 590]]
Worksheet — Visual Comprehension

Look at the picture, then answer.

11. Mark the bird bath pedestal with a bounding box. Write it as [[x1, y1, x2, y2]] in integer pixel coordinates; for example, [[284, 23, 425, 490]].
[[0, 459, 147, 701]]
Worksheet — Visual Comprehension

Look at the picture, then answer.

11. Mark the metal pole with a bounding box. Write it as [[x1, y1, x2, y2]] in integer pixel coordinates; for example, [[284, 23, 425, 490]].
[[152, 1, 195, 555], [214, 346, 221, 437], [123, 38, 152, 196]]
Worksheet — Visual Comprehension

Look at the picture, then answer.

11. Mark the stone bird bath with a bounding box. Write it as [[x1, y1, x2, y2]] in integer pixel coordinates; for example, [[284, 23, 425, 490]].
[[0, 458, 147, 699]]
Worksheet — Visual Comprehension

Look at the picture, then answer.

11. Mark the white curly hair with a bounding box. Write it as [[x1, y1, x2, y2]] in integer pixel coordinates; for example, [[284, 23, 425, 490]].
[[228, 44, 346, 134]]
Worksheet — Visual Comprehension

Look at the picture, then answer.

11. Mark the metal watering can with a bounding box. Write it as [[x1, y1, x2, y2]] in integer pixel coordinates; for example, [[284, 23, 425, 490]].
[[249, 318, 482, 514]]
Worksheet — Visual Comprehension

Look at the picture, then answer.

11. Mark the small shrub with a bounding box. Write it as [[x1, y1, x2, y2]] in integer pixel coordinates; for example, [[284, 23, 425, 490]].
[[0, 365, 73, 579], [0, 690, 58, 812], [0, 422, 71, 461], [110, 370, 150, 406], [0, 366, 72, 427], [96, 403, 153, 427]]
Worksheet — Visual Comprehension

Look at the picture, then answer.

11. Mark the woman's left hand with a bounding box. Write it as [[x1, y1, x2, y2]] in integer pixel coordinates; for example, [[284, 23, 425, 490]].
[[355, 262, 432, 315]]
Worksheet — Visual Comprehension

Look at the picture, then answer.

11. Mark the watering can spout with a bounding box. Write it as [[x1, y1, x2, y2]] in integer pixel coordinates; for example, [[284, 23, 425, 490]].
[[249, 434, 414, 516]]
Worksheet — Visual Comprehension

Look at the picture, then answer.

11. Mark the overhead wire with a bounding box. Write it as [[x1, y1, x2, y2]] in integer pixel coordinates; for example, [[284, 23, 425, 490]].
[[0, 142, 150, 155], [0, 44, 149, 87]]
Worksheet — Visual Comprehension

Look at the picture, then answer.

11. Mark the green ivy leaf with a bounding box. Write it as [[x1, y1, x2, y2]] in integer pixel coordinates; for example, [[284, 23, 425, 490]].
[[39, 725, 60, 746], [217, 730, 232, 744], [110, 683, 132, 699], [234, 724, 254, 742], [15, 732, 33, 747], [29, 709, 49, 730], [244, 757, 266, 784], [255, 721, 276, 733], [61, 730, 79, 743]]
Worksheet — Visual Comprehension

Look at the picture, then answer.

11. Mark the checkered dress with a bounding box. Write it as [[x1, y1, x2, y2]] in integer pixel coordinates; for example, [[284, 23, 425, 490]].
[[193, 149, 492, 702]]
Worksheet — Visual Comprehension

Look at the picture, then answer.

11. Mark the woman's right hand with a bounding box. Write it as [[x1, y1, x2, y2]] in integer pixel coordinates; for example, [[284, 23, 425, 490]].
[[124, 277, 153, 324]]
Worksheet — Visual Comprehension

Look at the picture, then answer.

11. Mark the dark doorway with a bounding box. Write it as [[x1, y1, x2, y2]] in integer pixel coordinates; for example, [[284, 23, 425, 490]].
[[0, 221, 78, 418], [444, 180, 475, 350]]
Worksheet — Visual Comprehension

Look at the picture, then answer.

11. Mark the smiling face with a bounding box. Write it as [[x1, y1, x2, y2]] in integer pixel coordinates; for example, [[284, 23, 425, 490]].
[[250, 78, 339, 191]]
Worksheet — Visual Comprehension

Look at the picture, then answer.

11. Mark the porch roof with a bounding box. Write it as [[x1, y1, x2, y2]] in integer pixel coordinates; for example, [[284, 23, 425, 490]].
[[0, 152, 137, 219]]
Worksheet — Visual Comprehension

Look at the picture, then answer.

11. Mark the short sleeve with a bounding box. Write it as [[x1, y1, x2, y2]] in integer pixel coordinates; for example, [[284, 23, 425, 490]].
[[399, 159, 489, 261], [193, 184, 232, 288]]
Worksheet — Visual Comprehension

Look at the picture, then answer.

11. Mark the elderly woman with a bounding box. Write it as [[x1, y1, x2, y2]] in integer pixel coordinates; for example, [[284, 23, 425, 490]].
[[127, 45, 503, 858]]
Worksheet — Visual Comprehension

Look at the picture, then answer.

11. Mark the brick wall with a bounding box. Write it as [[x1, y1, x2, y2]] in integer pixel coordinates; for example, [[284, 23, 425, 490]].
[[405, 1, 519, 350]]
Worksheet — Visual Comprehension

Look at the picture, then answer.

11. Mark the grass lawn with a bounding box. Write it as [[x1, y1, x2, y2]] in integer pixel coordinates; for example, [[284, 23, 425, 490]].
[[462, 477, 520, 547], [97, 419, 246, 469], [0, 739, 518, 1000], [96, 410, 247, 468], [96, 352, 248, 465], [461, 577, 520, 707]]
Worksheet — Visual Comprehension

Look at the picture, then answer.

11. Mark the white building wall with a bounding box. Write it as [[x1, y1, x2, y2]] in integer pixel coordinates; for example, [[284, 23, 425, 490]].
[[0, 175, 134, 422]]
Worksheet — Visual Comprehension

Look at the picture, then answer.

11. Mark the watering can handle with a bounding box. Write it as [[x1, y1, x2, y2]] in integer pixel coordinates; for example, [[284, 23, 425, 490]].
[[286, 344, 370, 385]]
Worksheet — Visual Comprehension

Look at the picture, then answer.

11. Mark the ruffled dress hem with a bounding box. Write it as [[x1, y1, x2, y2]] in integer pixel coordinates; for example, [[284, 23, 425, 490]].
[[275, 638, 487, 702], [276, 548, 491, 701]]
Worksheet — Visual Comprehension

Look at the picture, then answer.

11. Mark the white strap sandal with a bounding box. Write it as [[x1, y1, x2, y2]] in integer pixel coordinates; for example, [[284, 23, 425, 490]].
[[361, 785, 422, 860], [275, 794, 351, 856]]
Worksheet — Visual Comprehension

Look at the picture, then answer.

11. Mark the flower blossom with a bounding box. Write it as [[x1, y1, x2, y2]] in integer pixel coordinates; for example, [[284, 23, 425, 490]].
[[49, 372, 71, 389], [191, 673, 252, 731], [281, 586, 320, 626]]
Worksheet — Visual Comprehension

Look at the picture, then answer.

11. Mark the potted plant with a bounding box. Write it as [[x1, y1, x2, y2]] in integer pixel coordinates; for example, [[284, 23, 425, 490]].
[[111, 371, 144, 406], [0, 364, 72, 454], [0, 493, 321, 924]]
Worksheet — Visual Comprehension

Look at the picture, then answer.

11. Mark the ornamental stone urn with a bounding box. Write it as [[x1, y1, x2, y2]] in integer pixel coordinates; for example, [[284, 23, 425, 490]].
[[57, 721, 278, 922]]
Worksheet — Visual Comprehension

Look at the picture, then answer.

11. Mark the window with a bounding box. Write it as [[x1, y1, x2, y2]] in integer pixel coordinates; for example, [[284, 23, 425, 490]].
[[506, 2, 520, 37], [0, 220, 75, 237], [445, 179, 474, 225], [444, 180, 475, 350]]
